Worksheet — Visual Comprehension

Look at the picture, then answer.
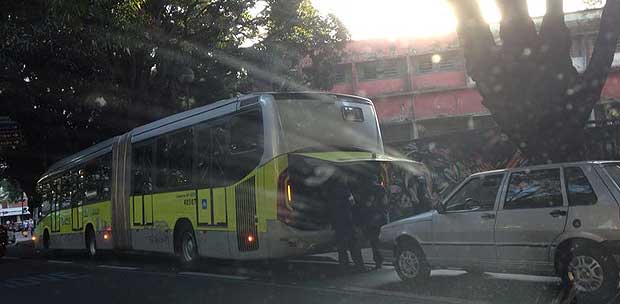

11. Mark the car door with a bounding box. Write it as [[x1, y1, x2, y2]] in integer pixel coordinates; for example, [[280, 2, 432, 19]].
[[495, 167, 568, 272], [431, 173, 504, 269]]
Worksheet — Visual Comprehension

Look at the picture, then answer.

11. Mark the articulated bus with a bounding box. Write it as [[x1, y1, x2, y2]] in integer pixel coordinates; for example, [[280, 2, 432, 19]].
[[34, 92, 430, 264]]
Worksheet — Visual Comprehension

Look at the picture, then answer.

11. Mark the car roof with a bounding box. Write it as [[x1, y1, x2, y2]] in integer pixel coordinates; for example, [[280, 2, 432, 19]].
[[468, 160, 619, 178]]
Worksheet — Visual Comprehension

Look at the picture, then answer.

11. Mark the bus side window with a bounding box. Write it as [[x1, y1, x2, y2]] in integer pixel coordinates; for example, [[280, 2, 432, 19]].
[[155, 128, 193, 191], [61, 174, 72, 209], [227, 109, 263, 182], [98, 154, 112, 200], [132, 143, 154, 195], [167, 128, 193, 188]]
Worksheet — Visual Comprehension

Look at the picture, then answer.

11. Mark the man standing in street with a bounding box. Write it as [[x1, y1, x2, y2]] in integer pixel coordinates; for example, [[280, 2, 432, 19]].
[[327, 170, 365, 272], [356, 177, 387, 270]]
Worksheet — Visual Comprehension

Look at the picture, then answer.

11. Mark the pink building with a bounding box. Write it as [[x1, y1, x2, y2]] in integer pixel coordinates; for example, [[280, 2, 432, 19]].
[[329, 9, 620, 145]]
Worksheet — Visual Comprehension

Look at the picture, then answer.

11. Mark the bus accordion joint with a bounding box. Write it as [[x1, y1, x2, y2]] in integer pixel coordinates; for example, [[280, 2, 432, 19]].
[[277, 169, 293, 224]]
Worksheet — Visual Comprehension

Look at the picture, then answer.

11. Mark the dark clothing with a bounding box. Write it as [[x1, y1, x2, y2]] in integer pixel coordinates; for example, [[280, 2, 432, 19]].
[[354, 183, 386, 268], [327, 178, 364, 269]]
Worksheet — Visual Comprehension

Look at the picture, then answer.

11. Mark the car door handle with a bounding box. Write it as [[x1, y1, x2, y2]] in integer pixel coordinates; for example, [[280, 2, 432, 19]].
[[481, 213, 495, 220], [549, 210, 567, 217]]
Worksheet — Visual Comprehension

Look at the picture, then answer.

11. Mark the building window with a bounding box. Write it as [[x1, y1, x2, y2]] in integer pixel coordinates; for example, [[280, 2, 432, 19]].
[[357, 58, 406, 81], [334, 64, 351, 84], [416, 51, 460, 74]]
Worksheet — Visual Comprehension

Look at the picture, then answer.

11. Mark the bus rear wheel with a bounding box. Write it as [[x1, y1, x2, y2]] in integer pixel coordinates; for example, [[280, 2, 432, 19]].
[[175, 223, 198, 268], [85, 227, 97, 258]]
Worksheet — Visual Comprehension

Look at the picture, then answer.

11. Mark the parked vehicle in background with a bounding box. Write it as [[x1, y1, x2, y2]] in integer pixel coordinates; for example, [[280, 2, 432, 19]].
[[380, 161, 620, 302]]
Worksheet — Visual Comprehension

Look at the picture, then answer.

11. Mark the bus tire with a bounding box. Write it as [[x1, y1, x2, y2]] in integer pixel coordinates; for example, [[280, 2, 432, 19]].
[[85, 226, 97, 258], [174, 221, 198, 268]]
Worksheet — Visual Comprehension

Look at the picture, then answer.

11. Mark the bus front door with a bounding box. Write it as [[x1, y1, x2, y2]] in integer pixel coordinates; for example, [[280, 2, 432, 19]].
[[71, 200, 83, 231]]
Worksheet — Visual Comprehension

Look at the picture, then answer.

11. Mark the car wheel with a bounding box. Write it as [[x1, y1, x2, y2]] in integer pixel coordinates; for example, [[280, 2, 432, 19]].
[[175, 224, 198, 268], [394, 242, 430, 284], [85, 228, 97, 258], [561, 244, 618, 303]]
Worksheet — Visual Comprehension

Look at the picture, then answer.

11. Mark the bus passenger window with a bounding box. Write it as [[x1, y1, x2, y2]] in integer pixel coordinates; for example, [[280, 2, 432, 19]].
[[156, 128, 194, 190], [230, 110, 262, 154], [132, 143, 154, 195], [227, 110, 263, 182]]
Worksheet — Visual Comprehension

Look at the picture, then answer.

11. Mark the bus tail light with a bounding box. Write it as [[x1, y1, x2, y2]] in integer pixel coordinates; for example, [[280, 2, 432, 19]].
[[277, 170, 293, 223], [104, 226, 112, 240]]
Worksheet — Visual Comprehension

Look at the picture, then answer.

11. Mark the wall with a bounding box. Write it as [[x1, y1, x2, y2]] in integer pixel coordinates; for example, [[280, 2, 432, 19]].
[[412, 71, 465, 91], [373, 95, 413, 122], [357, 77, 408, 96], [414, 89, 485, 119]]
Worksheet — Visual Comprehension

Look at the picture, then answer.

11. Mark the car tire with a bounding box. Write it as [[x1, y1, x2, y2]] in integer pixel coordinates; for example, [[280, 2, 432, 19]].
[[175, 224, 198, 268], [85, 227, 97, 258], [394, 242, 430, 285], [560, 243, 618, 303]]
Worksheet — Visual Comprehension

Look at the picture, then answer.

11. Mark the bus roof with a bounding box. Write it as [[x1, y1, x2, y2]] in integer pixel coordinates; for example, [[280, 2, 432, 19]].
[[38, 92, 375, 183]]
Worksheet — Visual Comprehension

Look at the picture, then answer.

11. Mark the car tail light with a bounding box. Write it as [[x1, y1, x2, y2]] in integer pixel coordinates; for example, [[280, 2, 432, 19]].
[[277, 170, 293, 223]]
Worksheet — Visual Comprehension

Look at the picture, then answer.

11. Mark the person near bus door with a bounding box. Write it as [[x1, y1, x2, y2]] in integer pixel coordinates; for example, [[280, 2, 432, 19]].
[[327, 171, 365, 272], [355, 177, 387, 270]]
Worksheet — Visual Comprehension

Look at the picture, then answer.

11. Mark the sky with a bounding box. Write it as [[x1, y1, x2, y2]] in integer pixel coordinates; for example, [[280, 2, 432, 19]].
[[311, 0, 598, 40]]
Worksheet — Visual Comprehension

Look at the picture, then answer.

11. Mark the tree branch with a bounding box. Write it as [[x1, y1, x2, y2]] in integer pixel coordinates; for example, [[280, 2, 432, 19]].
[[584, 0, 620, 94], [447, 0, 498, 86], [496, 0, 539, 59], [540, 0, 571, 59]]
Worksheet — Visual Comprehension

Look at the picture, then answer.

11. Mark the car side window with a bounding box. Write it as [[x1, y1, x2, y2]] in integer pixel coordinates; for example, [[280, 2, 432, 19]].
[[504, 169, 563, 210], [445, 178, 481, 212], [565, 167, 598, 206], [477, 174, 504, 210]]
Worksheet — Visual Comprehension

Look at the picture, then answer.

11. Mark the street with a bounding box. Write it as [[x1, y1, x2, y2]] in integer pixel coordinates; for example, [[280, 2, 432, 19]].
[[1, 243, 571, 304]]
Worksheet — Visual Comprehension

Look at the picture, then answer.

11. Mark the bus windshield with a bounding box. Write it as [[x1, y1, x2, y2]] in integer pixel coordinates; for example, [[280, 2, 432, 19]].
[[276, 98, 383, 154]]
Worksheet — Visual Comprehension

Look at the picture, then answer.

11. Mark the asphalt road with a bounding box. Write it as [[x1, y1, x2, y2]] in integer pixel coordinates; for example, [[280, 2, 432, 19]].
[[0, 243, 578, 304]]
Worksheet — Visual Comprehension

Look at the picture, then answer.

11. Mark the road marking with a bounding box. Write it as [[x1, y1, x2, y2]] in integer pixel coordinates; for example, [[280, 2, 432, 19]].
[[1, 272, 90, 289], [97, 265, 139, 271], [3, 256, 19, 260], [289, 259, 393, 268], [178, 272, 249, 280], [341, 286, 489, 304], [47, 260, 73, 264]]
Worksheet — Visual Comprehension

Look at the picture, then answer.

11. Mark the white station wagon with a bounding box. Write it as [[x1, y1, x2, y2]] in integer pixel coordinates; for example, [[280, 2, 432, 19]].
[[379, 161, 620, 302]]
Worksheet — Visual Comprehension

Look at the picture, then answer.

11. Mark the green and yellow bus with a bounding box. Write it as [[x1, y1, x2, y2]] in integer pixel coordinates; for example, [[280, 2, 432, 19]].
[[34, 92, 430, 264]]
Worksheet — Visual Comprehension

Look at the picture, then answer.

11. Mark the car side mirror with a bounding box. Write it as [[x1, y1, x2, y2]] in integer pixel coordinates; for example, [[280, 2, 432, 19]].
[[434, 202, 446, 214]]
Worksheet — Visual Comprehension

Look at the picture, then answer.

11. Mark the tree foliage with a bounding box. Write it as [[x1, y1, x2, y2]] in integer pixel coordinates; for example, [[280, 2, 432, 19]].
[[0, 0, 349, 198], [244, 0, 350, 91], [449, 0, 620, 163]]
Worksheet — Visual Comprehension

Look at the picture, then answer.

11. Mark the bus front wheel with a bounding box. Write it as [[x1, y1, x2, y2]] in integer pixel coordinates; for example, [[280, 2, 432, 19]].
[[175, 222, 198, 268]]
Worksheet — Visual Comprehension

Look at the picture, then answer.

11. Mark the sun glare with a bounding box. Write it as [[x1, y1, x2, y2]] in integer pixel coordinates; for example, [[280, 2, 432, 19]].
[[312, 0, 596, 40]]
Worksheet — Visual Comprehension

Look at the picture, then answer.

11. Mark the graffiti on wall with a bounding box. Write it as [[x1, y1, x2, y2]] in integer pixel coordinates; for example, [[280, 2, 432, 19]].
[[399, 128, 527, 198]]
